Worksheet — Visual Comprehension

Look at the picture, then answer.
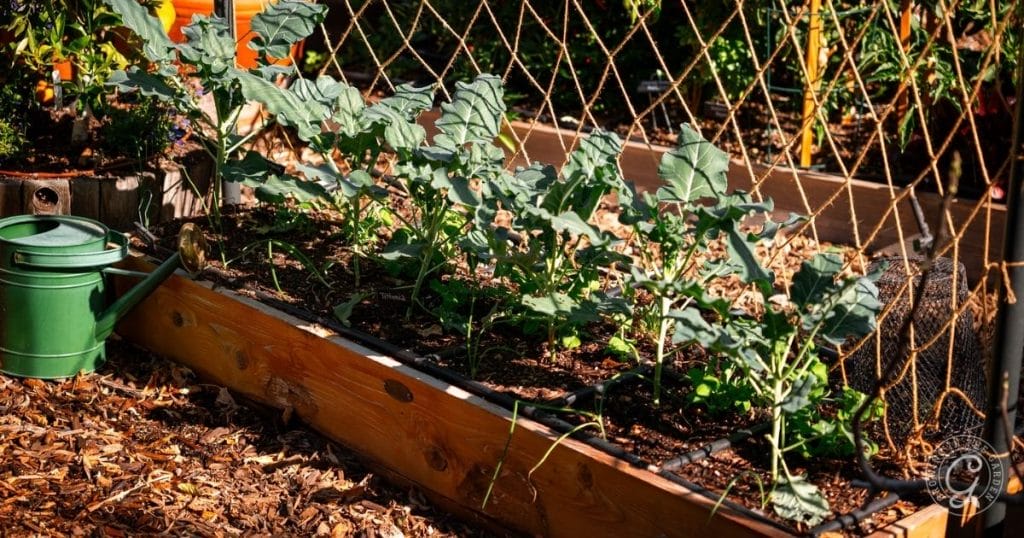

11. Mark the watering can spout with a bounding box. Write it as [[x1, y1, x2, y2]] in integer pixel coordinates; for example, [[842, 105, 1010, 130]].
[[94, 253, 182, 341]]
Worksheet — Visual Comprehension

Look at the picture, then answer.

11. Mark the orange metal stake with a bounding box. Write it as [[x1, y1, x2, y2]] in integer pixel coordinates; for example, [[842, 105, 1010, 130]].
[[800, 0, 823, 168]]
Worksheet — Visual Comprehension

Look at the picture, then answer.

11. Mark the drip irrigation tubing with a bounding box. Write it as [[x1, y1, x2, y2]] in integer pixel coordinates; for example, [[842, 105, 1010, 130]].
[[806, 493, 900, 536], [130, 242, 925, 534], [658, 422, 772, 472], [544, 365, 650, 408]]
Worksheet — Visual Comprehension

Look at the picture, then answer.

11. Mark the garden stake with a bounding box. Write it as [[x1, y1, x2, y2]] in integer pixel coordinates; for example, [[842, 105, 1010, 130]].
[[983, 18, 1024, 533]]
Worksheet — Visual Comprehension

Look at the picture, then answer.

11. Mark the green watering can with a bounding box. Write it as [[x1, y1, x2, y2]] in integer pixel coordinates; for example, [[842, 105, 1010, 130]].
[[0, 214, 182, 379]]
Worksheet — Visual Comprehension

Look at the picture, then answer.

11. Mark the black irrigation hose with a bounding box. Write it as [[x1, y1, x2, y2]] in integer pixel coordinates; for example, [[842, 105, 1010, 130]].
[[658, 423, 772, 472], [544, 365, 650, 408], [136, 251, 907, 535], [806, 493, 900, 536]]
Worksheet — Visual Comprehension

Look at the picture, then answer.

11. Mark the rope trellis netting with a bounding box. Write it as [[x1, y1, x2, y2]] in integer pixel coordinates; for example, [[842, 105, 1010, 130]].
[[298, 0, 1024, 527]]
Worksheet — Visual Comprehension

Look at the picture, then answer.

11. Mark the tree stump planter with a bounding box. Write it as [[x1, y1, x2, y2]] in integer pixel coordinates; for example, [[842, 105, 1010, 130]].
[[0, 153, 212, 230], [109, 256, 952, 537]]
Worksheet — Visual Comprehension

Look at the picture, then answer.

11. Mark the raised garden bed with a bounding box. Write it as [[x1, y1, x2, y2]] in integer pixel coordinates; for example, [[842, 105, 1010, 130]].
[[109, 255, 952, 537], [493, 116, 1006, 285]]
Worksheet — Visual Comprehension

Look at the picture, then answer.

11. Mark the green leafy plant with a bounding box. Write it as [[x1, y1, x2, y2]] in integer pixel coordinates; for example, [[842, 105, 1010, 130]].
[[623, 123, 782, 406], [103, 0, 327, 259], [294, 80, 434, 287], [481, 130, 631, 358], [430, 277, 510, 378], [686, 358, 755, 414], [98, 96, 173, 160], [716, 252, 882, 524], [383, 74, 508, 318]]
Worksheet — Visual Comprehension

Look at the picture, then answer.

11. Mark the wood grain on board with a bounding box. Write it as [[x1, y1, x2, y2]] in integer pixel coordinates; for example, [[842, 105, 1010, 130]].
[[111, 257, 950, 538], [111, 257, 790, 538]]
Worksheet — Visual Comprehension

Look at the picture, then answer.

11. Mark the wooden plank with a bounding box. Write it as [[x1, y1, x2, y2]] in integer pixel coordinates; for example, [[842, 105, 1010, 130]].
[[21, 178, 70, 215], [70, 176, 101, 221], [0, 177, 21, 217], [159, 155, 211, 221], [96, 172, 159, 230], [111, 256, 790, 538], [866, 504, 948, 538]]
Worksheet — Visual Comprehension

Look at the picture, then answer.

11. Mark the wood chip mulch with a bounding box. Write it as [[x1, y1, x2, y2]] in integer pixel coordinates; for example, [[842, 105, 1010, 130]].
[[0, 339, 491, 537]]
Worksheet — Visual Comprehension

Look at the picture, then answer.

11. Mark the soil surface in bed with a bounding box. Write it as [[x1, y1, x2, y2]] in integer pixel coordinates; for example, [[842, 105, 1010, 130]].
[[138, 205, 1007, 536]]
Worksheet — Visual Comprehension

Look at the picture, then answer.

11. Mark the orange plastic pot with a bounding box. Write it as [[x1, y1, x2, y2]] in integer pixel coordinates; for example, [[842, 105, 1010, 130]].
[[54, 60, 74, 81], [170, 0, 301, 68]]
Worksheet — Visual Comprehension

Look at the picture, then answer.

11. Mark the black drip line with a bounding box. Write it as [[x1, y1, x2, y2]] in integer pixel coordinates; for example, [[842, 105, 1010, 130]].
[[136, 243, 919, 536], [243, 287, 905, 535]]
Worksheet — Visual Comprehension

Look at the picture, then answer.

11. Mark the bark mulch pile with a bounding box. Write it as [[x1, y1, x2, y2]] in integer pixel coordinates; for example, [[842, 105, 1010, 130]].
[[0, 339, 490, 537]]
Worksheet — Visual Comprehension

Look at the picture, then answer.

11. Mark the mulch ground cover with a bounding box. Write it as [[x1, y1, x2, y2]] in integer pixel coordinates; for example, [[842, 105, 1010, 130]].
[[0, 339, 491, 537]]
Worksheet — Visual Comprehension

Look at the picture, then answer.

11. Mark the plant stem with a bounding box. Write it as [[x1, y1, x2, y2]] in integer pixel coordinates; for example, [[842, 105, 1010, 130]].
[[770, 381, 785, 484], [653, 296, 672, 407]]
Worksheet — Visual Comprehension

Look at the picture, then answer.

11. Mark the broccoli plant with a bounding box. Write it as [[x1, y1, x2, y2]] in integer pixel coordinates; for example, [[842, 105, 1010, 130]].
[[622, 124, 781, 406], [293, 80, 434, 286], [383, 74, 508, 318], [479, 130, 631, 358], [721, 252, 882, 525], [103, 0, 328, 261]]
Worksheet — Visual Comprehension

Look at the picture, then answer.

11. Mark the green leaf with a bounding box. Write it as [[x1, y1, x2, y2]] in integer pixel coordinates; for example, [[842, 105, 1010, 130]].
[[562, 129, 624, 188], [434, 74, 505, 150], [233, 70, 326, 141], [657, 123, 729, 203], [333, 293, 369, 327], [781, 373, 818, 413], [770, 475, 830, 526], [372, 83, 435, 121], [223, 151, 271, 183], [721, 221, 773, 286], [248, 174, 329, 204], [291, 76, 347, 110], [547, 211, 605, 245], [605, 335, 635, 360], [178, 16, 236, 76], [248, 0, 327, 60], [102, 0, 175, 63], [669, 306, 719, 348], [106, 68, 175, 100], [816, 277, 881, 345], [790, 253, 843, 309]]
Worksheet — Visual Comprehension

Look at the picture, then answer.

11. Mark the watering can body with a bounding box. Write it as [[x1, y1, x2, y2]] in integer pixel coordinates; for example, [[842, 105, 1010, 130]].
[[0, 215, 180, 379]]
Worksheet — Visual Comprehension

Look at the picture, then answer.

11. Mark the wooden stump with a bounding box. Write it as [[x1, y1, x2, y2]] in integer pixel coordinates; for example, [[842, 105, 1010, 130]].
[[22, 178, 71, 215], [0, 177, 20, 217]]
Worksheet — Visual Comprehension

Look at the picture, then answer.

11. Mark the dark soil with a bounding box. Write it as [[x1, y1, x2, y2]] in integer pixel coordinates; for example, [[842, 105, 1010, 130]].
[[137, 205, 993, 536], [0, 339, 492, 537]]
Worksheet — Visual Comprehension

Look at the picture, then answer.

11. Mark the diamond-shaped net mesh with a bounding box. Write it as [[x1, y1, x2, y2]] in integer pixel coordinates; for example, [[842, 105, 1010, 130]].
[[303, 0, 1022, 462]]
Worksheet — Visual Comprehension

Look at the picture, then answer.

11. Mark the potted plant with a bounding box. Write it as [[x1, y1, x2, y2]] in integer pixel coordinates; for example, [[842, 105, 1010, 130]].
[[0, 0, 194, 228]]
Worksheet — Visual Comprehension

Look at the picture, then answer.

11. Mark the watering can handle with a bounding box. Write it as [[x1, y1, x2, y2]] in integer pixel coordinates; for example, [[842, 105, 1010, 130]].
[[13, 230, 129, 269]]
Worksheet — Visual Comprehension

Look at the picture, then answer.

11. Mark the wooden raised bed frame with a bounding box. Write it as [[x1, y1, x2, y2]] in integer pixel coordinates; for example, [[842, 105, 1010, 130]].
[[112, 257, 949, 537], [499, 118, 1007, 284]]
